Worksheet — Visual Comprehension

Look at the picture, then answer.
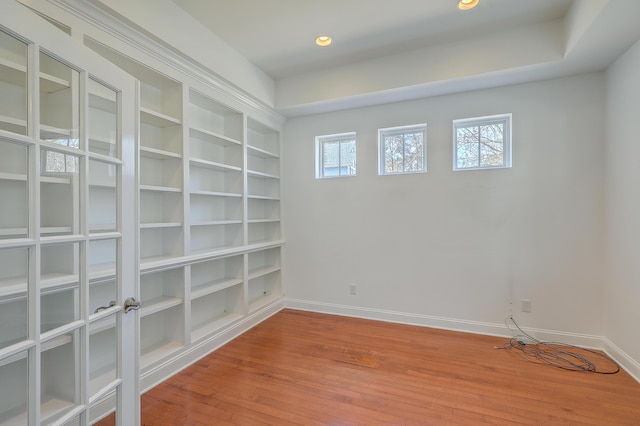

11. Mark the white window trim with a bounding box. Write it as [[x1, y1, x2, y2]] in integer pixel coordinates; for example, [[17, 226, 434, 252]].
[[315, 132, 357, 179], [378, 123, 427, 176], [452, 113, 512, 171]]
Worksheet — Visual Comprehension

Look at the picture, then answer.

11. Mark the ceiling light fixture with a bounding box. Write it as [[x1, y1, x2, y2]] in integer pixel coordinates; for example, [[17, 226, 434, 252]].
[[315, 35, 332, 47], [458, 0, 479, 10]]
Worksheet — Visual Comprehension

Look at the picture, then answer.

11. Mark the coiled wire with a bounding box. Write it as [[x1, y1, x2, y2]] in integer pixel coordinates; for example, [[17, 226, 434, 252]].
[[496, 316, 620, 374]]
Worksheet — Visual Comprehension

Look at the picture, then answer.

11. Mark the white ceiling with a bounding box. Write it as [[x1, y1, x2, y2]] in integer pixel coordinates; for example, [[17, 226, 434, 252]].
[[171, 0, 570, 79], [168, 0, 640, 116]]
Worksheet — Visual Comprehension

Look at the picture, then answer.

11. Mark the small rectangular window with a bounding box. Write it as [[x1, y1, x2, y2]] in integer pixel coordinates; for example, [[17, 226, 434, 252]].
[[453, 114, 511, 171], [315, 132, 356, 179], [378, 124, 426, 175]]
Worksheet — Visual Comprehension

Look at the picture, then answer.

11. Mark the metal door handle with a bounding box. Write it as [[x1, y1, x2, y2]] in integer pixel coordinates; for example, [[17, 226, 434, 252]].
[[124, 297, 141, 313], [94, 300, 117, 313]]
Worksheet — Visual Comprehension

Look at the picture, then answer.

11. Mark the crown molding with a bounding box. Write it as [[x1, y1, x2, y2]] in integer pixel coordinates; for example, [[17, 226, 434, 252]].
[[47, 0, 285, 127]]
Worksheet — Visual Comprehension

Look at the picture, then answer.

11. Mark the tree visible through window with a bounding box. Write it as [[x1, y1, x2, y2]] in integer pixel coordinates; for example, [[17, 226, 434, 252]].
[[43, 139, 80, 174], [453, 114, 511, 170], [316, 132, 356, 178], [44, 151, 78, 173], [379, 124, 426, 175]]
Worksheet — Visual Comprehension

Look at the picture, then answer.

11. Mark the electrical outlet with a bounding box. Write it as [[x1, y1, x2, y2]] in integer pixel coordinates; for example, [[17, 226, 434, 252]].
[[521, 299, 532, 313], [349, 284, 357, 295]]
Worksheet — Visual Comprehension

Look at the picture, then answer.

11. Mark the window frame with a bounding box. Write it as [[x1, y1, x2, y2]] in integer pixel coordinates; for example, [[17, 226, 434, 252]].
[[378, 123, 427, 176], [315, 132, 357, 179], [452, 113, 512, 171]]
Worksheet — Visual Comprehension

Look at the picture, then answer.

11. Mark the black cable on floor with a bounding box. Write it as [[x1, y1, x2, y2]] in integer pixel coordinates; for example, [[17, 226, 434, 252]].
[[495, 316, 620, 374]]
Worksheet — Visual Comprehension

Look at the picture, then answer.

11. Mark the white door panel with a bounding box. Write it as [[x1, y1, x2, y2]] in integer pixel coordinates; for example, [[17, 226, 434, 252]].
[[0, 3, 137, 425]]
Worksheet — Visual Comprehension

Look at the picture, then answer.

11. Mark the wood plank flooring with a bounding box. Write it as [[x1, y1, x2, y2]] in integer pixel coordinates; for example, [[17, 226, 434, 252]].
[[100, 309, 640, 425]]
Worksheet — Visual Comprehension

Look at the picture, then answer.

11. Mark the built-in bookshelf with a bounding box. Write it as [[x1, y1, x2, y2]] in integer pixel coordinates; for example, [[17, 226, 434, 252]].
[[247, 247, 282, 312], [247, 118, 281, 246], [82, 39, 285, 386], [138, 74, 184, 267], [190, 255, 244, 341]]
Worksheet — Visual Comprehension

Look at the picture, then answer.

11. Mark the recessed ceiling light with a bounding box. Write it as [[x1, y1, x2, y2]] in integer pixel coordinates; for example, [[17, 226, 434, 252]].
[[458, 0, 479, 10], [315, 35, 332, 47]]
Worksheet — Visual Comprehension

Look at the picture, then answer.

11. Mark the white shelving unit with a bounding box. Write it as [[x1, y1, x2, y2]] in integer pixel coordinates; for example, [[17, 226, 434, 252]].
[[81, 22, 285, 401], [247, 118, 282, 246], [140, 268, 184, 317], [187, 89, 245, 257], [140, 304, 185, 368], [247, 247, 282, 313], [190, 255, 244, 341], [137, 74, 184, 267], [87, 42, 186, 271], [139, 267, 185, 369], [78, 45, 191, 375]]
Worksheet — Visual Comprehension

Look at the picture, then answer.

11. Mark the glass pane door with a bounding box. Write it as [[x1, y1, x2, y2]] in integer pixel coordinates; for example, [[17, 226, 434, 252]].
[[0, 26, 32, 426], [0, 5, 137, 426]]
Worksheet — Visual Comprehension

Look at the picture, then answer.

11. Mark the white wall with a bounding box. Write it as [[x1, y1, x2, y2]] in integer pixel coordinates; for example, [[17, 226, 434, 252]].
[[604, 40, 640, 367], [283, 73, 605, 336]]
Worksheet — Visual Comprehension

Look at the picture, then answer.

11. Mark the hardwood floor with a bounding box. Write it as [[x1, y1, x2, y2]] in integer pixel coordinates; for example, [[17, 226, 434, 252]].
[[99, 309, 640, 425]]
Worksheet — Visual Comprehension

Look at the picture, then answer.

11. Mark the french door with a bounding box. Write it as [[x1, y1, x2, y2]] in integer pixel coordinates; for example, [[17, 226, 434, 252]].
[[0, 3, 138, 425]]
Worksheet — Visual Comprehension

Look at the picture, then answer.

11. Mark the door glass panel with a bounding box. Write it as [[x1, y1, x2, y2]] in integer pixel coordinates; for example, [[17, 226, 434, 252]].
[[0, 352, 29, 424], [41, 330, 79, 425], [89, 278, 117, 321], [89, 159, 117, 234], [88, 78, 118, 158], [0, 246, 29, 349], [41, 242, 80, 333], [88, 238, 117, 317], [89, 316, 118, 396], [39, 51, 80, 148], [0, 29, 28, 136], [0, 140, 28, 239], [41, 149, 80, 237], [61, 416, 82, 426]]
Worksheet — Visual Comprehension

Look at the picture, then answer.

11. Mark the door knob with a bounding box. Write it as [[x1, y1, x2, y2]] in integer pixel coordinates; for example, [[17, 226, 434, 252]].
[[124, 297, 141, 313]]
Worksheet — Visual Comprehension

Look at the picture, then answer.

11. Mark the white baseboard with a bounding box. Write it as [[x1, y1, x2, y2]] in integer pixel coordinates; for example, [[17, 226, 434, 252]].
[[602, 337, 640, 383], [140, 299, 285, 393], [284, 298, 510, 337], [283, 298, 640, 383]]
